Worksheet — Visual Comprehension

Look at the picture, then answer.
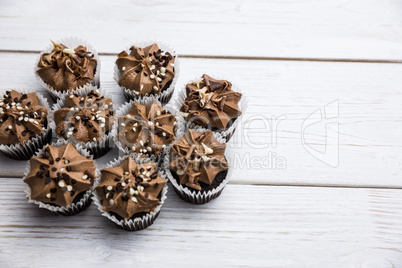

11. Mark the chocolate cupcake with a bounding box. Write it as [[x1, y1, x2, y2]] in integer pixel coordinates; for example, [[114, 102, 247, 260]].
[[23, 140, 97, 215], [114, 42, 179, 104], [35, 39, 100, 99], [0, 90, 53, 160], [53, 88, 114, 158], [93, 156, 168, 231], [164, 129, 229, 204], [178, 74, 244, 141], [114, 99, 184, 161]]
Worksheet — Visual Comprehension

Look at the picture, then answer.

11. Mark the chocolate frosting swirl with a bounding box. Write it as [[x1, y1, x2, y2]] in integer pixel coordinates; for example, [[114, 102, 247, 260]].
[[180, 74, 242, 130], [36, 41, 97, 92], [54, 90, 114, 143], [0, 90, 47, 145], [24, 143, 97, 207], [116, 43, 175, 96], [117, 102, 176, 156], [96, 156, 167, 220], [169, 129, 228, 191]]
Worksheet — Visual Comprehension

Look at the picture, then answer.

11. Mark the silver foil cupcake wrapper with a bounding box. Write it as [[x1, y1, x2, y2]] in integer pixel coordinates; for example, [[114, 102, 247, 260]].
[[51, 86, 114, 159], [23, 139, 97, 216], [92, 155, 168, 231], [162, 129, 234, 204], [34, 37, 101, 100], [112, 97, 186, 163], [174, 75, 248, 142], [0, 89, 55, 160], [113, 40, 179, 105]]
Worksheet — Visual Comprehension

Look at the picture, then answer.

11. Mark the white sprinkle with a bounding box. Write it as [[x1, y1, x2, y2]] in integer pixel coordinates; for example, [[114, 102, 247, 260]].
[[82, 175, 88, 180], [153, 86, 158, 91], [148, 121, 153, 126], [121, 182, 126, 187], [141, 63, 145, 67], [170, 63, 174, 67], [155, 122, 159, 126], [70, 107, 74, 111], [65, 160, 70, 164], [18, 117, 23, 121], [162, 132, 166, 137], [126, 114, 131, 118], [148, 57, 152, 61], [140, 140, 144, 146], [100, 123, 105, 128], [121, 123, 126, 126], [157, 77, 162, 82], [75, 107, 79, 111], [34, 121, 39, 125], [104, 105, 108, 109], [91, 108, 95, 112], [147, 166, 152, 170], [160, 67, 166, 73], [107, 186, 113, 191], [131, 197, 137, 203], [147, 146, 152, 152], [109, 199, 115, 206], [106, 193, 109, 199], [60, 168, 64, 172], [140, 85, 144, 91], [145, 172, 150, 177], [150, 74, 155, 79], [162, 144, 166, 149], [134, 123, 138, 127], [93, 137, 97, 142], [134, 90, 139, 95], [137, 186, 144, 192], [122, 66, 126, 71], [58, 181, 64, 187], [70, 95, 74, 98], [7, 125, 11, 129], [156, 110, 161, 116], [46, 193, 51, 198], [28, 118, 34, 123], [132, 127, 136, 132], [91, 116, 95, 120], [75, 116, 80, 120], [19, 111, 24, 115], [67, 185, 73, 191], [124, 172, 129, 175], [150, 65, 155, 70], [130, 188, 135, 196], [131, 146, 136, 151], [67, 131, 73, 136]]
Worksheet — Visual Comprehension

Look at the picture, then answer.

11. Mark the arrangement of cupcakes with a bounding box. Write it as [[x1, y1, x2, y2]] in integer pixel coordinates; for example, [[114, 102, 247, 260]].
[[1, 37, 245, 232], [52, 87, 115, 158]]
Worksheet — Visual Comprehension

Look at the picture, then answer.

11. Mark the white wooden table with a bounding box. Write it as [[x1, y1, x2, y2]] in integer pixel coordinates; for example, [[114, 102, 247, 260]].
[[1, 1, 402, 267]]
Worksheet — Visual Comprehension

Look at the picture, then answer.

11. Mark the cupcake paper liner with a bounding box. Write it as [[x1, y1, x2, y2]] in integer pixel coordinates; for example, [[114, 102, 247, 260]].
[[174, 75, 248, 142], [92, 155, 168, 231], [34, 37, 101, 100], [0, 89, 55, 160], [113, 40, 180, 105], [23, 139, 97, 216], [162, 129, 233, 204], [112, 97, 186, 164], [51, 86, 114, 159]]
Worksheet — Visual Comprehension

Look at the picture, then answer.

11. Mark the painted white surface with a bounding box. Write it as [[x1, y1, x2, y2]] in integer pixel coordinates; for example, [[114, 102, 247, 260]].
[[0, 0, 402, 267], [0, 0, 402, 60]]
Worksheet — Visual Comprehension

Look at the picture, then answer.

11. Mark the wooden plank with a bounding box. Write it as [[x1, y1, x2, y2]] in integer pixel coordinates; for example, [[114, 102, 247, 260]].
[[0, 180, 401, 267], [0, 53, 402, 188], [1, 0, 402, 61]]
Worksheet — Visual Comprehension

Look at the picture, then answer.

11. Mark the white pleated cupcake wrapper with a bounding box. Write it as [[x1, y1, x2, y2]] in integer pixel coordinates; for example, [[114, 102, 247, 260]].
[[23, 139, 97, 215], [162, 129, 234, 204], [174, 75, 248, 141], [0, 89, 55, 160], [92, 155, 168, 231], [51, 86, 114, 158], [34, 37, 101, 100], [113, 40, 180, 105], [111, 97, 186, 162]]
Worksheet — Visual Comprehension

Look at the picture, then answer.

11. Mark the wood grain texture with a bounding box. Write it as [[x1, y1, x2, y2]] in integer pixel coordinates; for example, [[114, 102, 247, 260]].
[[0, 180, 401, 268], [0, 53, 401, 188], [1, 0, 402, 61]]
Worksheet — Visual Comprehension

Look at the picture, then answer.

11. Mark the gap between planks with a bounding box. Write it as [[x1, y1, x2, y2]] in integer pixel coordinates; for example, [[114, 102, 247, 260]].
[[0, 50, 401, 64]]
